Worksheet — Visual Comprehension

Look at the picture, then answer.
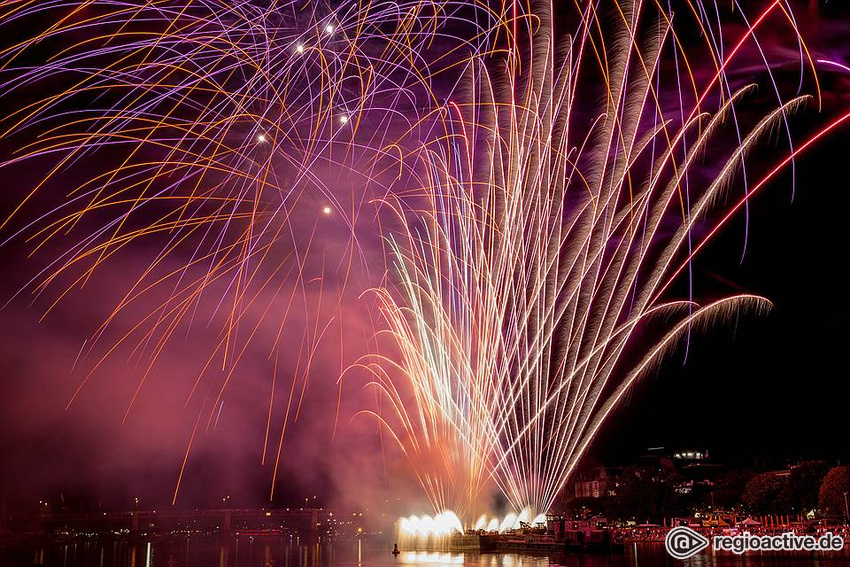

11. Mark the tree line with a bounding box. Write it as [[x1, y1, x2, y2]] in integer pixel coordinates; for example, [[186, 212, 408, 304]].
[[568, 462, 850, 521]]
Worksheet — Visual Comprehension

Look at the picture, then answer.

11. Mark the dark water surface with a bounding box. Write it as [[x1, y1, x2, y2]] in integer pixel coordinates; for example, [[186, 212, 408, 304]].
[[1, 540, 848, 567]]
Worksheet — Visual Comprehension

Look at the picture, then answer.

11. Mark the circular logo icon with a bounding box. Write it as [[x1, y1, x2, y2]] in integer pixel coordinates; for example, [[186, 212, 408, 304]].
[[665, 526, 710, 560]]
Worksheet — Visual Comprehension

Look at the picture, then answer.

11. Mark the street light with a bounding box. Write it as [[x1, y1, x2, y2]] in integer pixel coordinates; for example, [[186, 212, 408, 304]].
[[843, 491, 848, 523]]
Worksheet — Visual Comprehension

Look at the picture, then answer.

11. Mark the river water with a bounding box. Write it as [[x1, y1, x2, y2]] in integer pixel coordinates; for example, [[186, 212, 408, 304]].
[[1, 539, 848, 567]]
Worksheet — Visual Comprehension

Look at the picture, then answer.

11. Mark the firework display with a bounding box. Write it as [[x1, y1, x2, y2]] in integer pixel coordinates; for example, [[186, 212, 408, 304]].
[[0, 0, 847, 526], [355, 0, 849, 525], [0, 0, 501, 502]]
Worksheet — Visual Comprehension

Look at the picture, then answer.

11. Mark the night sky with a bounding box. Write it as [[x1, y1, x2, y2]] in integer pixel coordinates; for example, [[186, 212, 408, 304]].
[[1, 0, 849, 515]]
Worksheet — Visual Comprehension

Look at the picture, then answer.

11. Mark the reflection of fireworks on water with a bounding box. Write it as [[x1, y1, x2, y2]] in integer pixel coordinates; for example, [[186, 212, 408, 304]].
[[359, 0, 850, 524]]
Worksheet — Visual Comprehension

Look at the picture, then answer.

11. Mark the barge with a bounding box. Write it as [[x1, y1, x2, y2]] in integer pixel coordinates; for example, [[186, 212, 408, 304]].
[[439, 515, 622, 553]]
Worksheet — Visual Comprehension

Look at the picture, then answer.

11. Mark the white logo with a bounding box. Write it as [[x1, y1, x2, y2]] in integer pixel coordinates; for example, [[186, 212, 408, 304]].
[[665, 526, 710, 560]]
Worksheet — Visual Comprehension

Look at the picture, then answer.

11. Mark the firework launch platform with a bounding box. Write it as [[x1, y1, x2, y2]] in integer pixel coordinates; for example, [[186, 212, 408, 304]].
[[434, 518, 622, 553]]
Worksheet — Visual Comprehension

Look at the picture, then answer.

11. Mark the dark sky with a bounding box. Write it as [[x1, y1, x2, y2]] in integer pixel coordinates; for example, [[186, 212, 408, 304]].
[[1, 0, 849, 515]]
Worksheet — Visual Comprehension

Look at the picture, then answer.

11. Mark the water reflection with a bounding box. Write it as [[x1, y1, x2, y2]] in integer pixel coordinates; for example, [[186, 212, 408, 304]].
[[1, 540, 849, 567]]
